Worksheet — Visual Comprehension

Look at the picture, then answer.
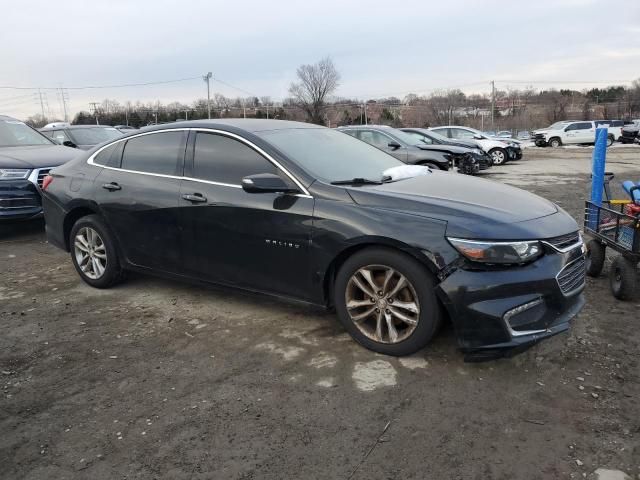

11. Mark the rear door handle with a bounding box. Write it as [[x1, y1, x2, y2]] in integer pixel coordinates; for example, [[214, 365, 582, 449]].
[[102, 182, 121, 191], [182, 193, 207, 203]]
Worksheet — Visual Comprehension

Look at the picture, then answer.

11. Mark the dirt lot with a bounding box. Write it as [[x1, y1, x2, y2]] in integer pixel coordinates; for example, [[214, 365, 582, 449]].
[[1, 146, 639, 480]]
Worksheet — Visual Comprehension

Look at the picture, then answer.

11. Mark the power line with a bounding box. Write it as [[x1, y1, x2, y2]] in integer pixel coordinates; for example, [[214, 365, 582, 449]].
[[0, 76, 202, 91]]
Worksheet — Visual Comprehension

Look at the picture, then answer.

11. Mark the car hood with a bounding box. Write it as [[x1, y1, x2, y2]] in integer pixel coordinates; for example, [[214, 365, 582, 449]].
[[415, 144, 471, 154], [0, 145, 80, 169], [345, 171, 577, 240]]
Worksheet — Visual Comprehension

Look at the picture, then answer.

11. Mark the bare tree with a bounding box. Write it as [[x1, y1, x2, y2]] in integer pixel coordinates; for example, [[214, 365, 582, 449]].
[[289, 57, 340, 125]]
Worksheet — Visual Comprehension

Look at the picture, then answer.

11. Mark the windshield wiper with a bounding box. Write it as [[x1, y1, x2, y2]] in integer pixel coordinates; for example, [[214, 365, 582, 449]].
[[330, 178, 383, 186]]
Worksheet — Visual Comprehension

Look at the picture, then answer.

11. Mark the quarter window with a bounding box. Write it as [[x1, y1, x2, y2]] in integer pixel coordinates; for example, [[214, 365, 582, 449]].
[[93, 142, 124, 167], [121, 132, 185, 176], [193, 133, 277, 184]]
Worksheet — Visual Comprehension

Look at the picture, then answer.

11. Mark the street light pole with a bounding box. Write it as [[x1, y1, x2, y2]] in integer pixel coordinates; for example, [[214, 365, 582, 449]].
[[203, 72, 212, 119]]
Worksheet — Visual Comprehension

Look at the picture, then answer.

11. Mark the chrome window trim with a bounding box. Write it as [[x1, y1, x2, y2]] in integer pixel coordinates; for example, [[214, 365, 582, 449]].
[[86, 127, 312, 198], [541, 232, 584, 254]]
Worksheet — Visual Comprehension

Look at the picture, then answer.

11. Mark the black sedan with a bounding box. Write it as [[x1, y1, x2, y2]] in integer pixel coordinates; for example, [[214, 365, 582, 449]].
[[400, 127, 493, 170], [40, 124, 123, 150], [42, 119, 585, 359], [0, 115, 79, 221], [337, 125, 452, 171]]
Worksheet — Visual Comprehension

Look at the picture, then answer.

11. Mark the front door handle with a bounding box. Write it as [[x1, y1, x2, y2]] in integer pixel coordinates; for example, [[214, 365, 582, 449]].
[[182, 193, 207, 203], [102, 182, 121, 191]]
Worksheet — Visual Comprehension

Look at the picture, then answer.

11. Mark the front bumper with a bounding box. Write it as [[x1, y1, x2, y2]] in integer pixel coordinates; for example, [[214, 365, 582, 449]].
[[437, 244, 585, 361], [0, 179, 43, 221], [507, 146, 523, 160]]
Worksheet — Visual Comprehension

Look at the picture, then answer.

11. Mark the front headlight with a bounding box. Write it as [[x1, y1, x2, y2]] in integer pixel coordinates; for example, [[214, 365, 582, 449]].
[[0, 168, 31, 180], [447, 237, 542, 264]]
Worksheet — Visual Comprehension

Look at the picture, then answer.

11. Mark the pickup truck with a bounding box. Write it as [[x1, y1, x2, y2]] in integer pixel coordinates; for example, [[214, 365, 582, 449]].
[[534, 121, 616, 148]]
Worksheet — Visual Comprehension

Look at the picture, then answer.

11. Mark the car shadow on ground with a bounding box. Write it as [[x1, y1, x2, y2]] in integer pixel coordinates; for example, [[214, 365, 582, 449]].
[[0, 219, 45, 242]]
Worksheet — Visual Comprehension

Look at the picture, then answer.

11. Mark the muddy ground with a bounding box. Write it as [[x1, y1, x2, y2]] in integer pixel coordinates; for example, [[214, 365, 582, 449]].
[[1, 147, 639, 480]]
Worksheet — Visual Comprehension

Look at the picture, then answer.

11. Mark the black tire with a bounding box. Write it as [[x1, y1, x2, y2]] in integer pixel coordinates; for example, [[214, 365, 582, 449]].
[[609, 255, 637, 300], [334, 247, 442, 356], [489, 148, 508, 165], [606, 135, 614, 147], [69, 214, 124, 289], [585, 239, 606, 277], [549, 137, 562, 148]]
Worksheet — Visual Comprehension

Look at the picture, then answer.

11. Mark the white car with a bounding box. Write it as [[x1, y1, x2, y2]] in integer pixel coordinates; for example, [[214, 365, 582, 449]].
[[429, 126, 522, 165], [537, 121, 616, 148]]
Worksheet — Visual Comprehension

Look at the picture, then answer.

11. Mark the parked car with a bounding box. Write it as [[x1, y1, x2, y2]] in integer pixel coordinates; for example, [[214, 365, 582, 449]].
[[534, 121, 615, 148], [336, 125, 451, 171], [114, 125, 137, 133], [429, 126, 523, 165], [39, 125, 123, 150], [0, 115, 79, 221], [517, 131, 531, 140], [483, 130, 497, 137], [620, 120, 640, 144], [531, 121, 573, 146], [42, 119, 585, 360], [399, 127, 493, 170], [496, 130, 513, 138]]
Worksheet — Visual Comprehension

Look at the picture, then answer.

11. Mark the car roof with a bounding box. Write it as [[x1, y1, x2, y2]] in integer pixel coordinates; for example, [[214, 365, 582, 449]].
[[40, 124, 119, 131], [140, 119, 320, 134], [0, 115, 20, 122], [337, 124, 393, 130]]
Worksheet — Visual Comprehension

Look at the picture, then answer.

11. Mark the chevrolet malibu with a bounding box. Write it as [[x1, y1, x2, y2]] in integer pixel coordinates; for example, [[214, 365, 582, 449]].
[[42, 119, 585, 360]]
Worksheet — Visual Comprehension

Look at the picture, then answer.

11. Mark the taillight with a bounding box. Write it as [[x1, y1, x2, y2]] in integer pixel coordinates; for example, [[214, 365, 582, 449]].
[[42, 174, 54, 191]]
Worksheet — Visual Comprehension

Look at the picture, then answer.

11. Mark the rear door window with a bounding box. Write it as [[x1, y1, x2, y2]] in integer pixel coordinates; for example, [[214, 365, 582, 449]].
[[577, 122, 593, 130], [192, 132, 277, 185], [121, 132, 186, 176]]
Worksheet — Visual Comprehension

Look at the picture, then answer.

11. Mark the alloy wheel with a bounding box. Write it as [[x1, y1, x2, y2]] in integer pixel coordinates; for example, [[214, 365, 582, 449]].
[[345, 264, 420, 344], [74, 227, 107, 280], [491, 150, 505, 164]]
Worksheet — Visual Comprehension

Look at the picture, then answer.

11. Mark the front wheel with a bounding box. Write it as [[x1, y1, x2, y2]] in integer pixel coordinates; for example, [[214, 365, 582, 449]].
[[549, 137, 562, 148], [606, 135, 614, 147], [489, 148, 507, 165], [69, 214, 124, 288], [609, 256, 637, 300], [334, 247, 442, 356]]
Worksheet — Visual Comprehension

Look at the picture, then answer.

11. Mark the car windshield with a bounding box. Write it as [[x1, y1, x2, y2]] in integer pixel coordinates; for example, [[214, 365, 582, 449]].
[[69, 127, 122, 145], [385, 128, 426, 146], [0, 120, 53, 147], [259, 128, 403, 183], [548, 122, 568, 130]]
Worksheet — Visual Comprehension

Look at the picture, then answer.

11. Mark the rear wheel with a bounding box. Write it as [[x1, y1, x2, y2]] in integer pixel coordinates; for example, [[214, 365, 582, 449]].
[[334, 247, 442, 356], [549, 137, 562, 148], [69, 214, 124, 288], [606, 135, 614, 147], [609, 256, 637, 300], [489, 148, 507, 165], [585, 239, 606, 277]]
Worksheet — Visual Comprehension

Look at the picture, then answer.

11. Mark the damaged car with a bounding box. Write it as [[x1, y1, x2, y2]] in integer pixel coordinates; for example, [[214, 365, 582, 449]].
[[42, 119, 585, 360]]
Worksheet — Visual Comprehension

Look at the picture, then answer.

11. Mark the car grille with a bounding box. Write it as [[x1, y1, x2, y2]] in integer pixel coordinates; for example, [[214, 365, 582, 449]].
[[534, 133, 545, 140], [556, 257, 586, 295], [36, 168, 52, 188], [544, 231, 581, 251]]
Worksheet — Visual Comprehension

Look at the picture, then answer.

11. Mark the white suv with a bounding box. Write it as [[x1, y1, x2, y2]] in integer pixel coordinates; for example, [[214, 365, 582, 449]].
[[540, 121, 615, 148]]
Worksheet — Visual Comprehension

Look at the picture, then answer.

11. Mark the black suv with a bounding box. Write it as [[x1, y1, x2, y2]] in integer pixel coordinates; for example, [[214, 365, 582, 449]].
[[0, 115, 78, 221], [337, 125, 454, 172], [40, 124, 123, 150]]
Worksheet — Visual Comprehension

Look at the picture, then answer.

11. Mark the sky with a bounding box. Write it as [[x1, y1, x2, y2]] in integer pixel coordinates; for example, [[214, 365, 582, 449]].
[[0, 0, 639, 120]]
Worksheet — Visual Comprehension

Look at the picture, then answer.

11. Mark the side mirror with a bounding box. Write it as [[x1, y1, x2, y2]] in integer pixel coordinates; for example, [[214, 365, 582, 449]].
[[62, 140, 77, 148], [241, 173, 298, 194], [472, 134, 483, 140], [388, 141, 402, 149]]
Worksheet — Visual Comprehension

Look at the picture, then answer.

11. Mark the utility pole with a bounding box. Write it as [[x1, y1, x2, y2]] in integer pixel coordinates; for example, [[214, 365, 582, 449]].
[[490, 80, 495, 132], [183, 109, 189, 120], [203, 72, 212, 119], [58, 88, 69, 122], [89, 102, 100, 125], [38, 89, 46, 119], [266, 104, 269, 119], [363, 103, 368, 125], [242, 99, 246, 119]]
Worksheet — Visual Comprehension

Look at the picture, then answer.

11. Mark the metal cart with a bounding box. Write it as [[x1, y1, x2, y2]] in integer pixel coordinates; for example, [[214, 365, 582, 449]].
[[584, 173, 640, 299]]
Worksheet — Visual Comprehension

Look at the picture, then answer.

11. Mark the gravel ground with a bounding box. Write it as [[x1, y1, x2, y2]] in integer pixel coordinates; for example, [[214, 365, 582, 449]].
[[1, 146, 639, 480]]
